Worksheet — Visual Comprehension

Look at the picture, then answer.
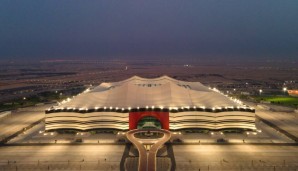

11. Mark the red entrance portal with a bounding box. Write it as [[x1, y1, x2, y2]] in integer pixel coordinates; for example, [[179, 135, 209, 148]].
[[129, 111, 169, 130]]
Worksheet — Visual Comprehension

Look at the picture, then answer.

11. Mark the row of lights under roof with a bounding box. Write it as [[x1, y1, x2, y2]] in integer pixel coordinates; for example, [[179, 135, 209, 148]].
[[209, 131, 258, 135], [58, 97, 72, 105], [50, 105, 251, 110], [209, 87, 244, 105], [57, 87, 91, 105], [46, 105, 255, 113]]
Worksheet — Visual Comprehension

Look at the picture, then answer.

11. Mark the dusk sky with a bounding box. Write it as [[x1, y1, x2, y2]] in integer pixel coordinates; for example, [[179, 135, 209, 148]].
[[0, 0, 298, 61]]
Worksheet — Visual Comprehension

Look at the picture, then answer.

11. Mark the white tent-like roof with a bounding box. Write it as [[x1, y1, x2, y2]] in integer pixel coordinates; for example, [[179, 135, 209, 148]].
[[51, 76, 251, 111]]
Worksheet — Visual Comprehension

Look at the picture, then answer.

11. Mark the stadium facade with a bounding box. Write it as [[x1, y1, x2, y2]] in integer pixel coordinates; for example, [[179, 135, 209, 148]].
[[45, 76, 256, 131]]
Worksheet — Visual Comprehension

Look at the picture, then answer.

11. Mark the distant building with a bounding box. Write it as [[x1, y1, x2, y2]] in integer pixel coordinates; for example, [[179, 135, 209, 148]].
[[288, 90, 298, 97], [241, 92, 250, 95], [45, 76, 256, 131]]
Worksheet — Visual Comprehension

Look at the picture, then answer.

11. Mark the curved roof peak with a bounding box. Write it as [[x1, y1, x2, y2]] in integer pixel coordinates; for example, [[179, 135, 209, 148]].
[[117, 75, 180, 83], [98, 75, 208, 90], [130, 75, 172, 80], [103, 75, 176, 85]]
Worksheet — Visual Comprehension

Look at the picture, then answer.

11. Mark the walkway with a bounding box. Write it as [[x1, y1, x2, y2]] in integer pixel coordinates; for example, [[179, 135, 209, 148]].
[[126, 129, 171, 171]]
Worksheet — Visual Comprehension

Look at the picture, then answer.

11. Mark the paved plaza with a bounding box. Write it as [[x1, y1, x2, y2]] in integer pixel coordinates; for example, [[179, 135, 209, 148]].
[[0, 145, 124, 171], [0, 104, 53, 143], [0, 144, 298, 170], [174, 144, 298, 170]]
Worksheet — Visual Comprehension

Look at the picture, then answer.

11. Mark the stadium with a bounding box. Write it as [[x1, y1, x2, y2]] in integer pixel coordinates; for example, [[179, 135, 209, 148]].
[[45, 76, 256, 131], [288, 90, 298, 97]]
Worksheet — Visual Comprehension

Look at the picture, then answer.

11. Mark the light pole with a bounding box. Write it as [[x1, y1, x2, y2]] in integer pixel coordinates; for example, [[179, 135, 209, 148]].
[[259, 89, 263, 95], [283, 87, 287, 95]]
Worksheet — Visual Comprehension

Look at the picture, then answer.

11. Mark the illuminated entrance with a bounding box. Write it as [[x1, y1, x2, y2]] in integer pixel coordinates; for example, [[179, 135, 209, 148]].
[[129, 111, 169, 130], [137, 116, 161, 129]]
